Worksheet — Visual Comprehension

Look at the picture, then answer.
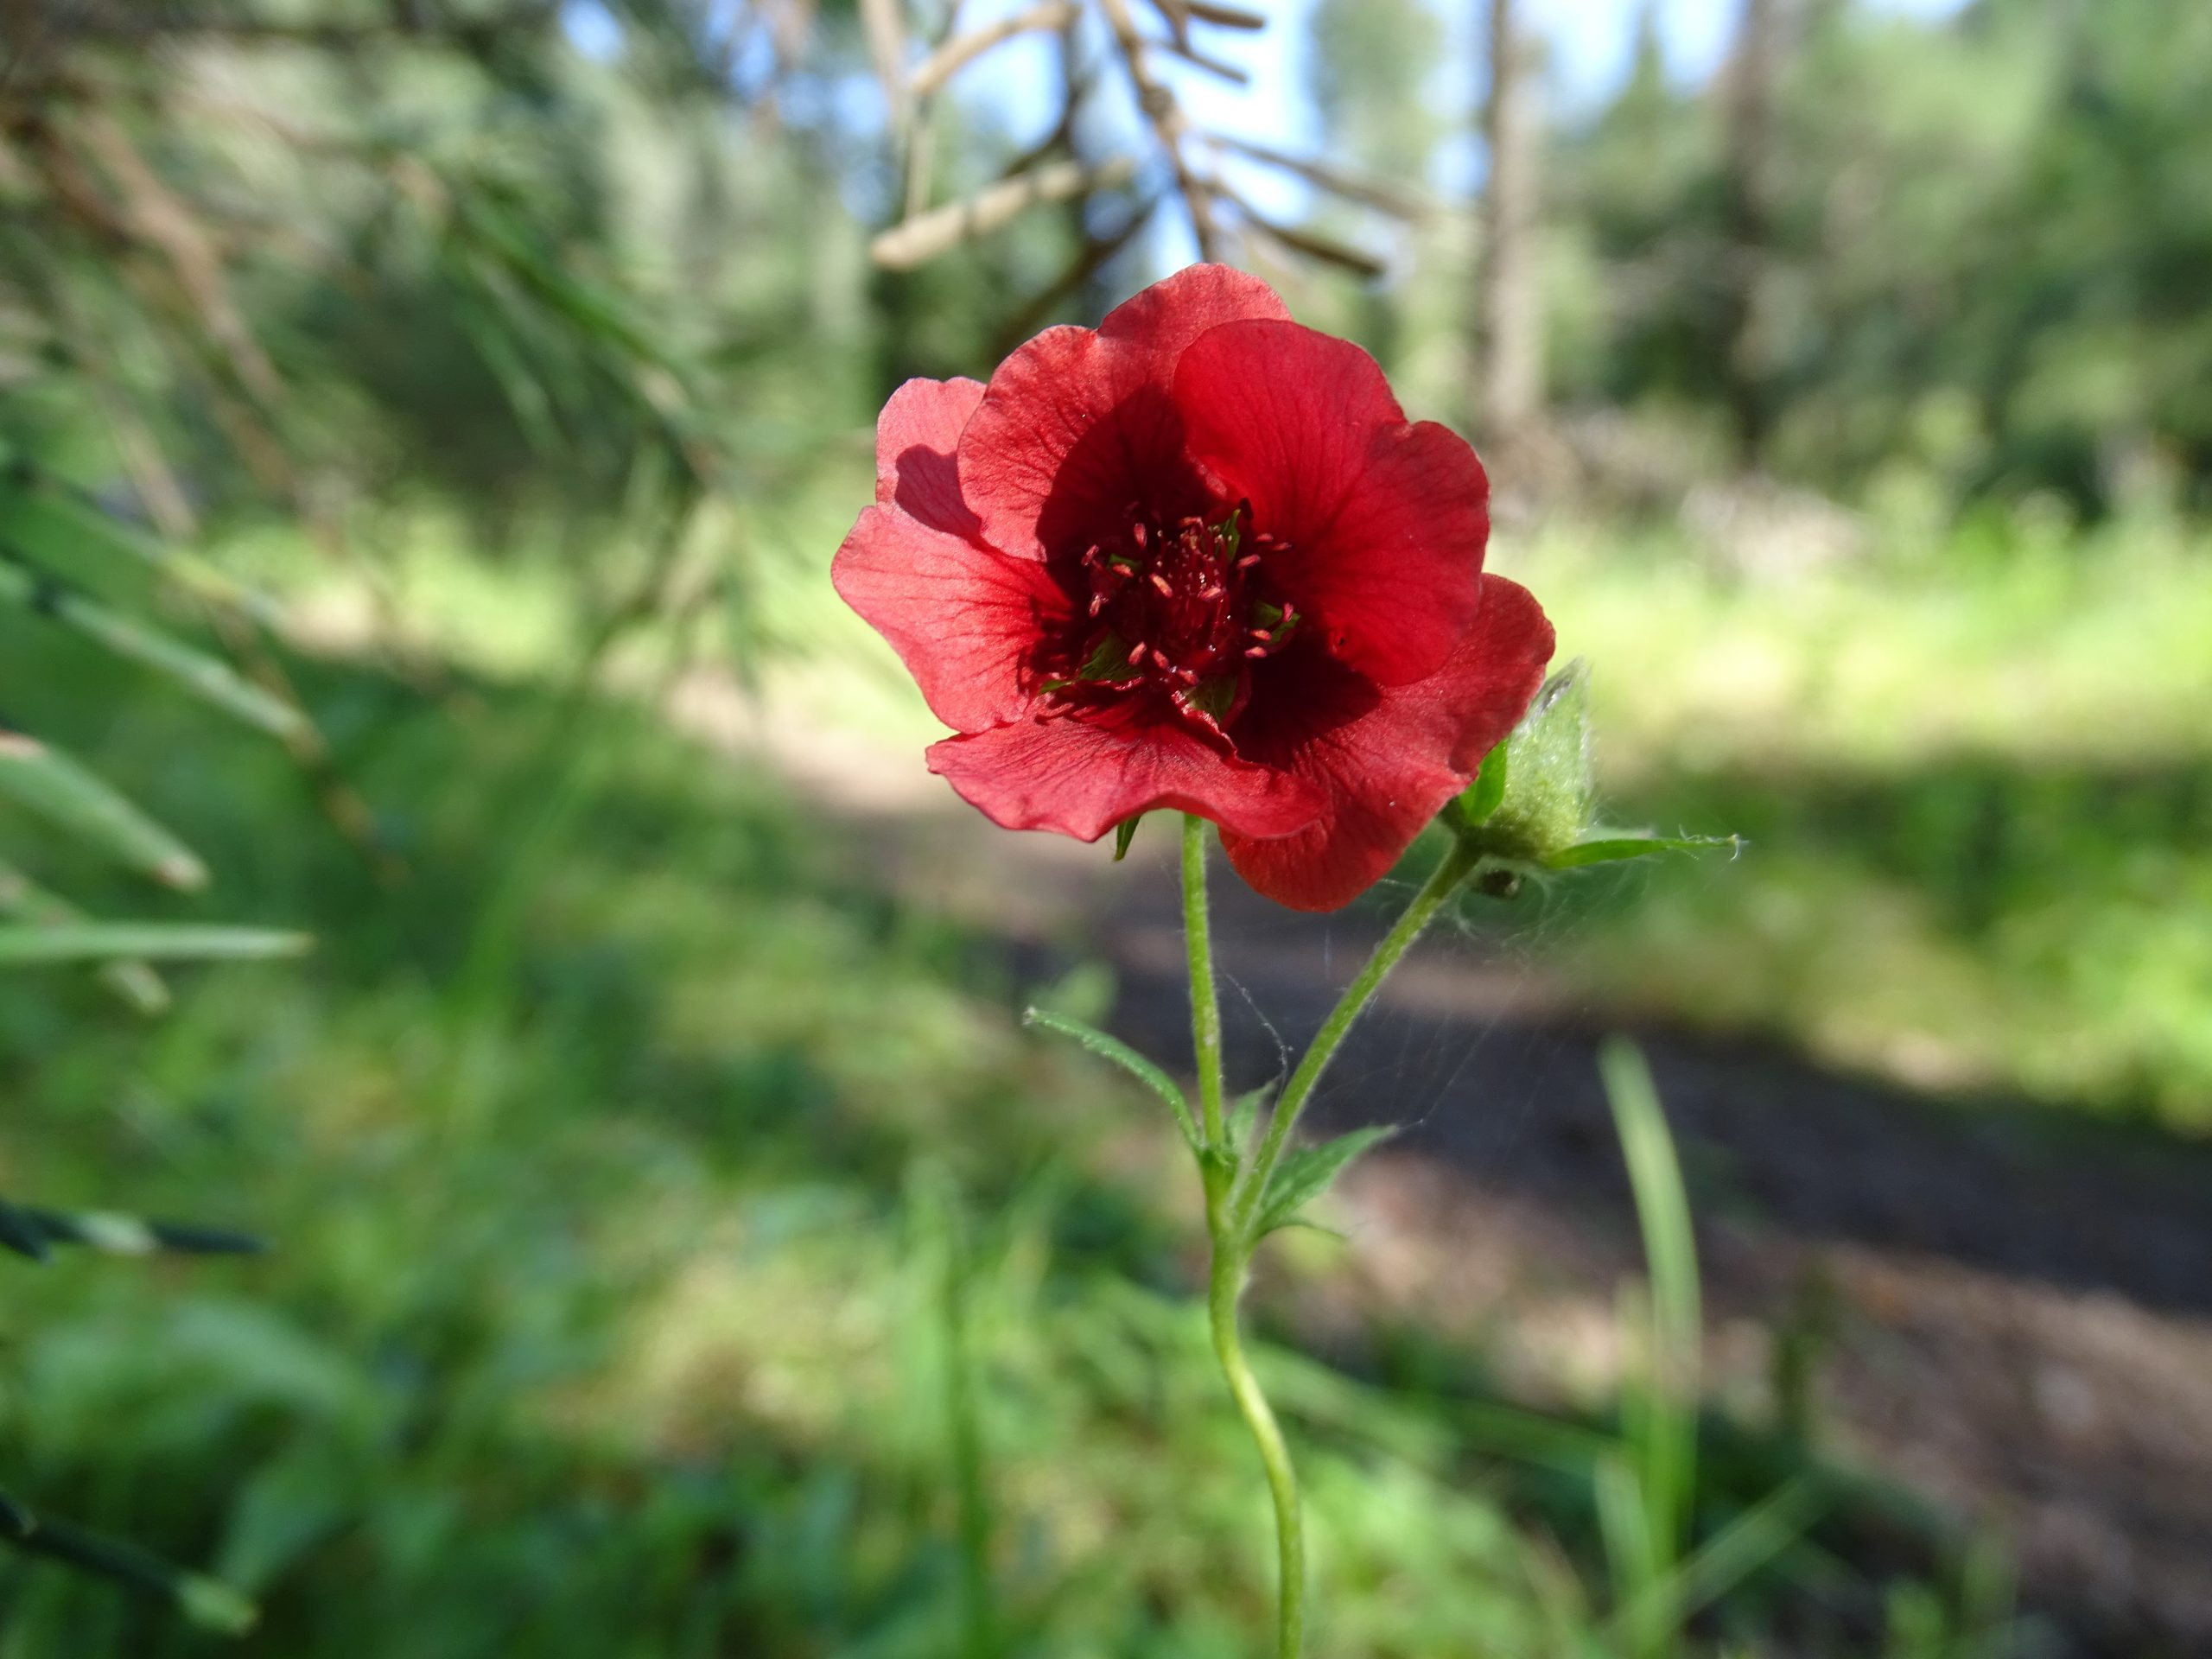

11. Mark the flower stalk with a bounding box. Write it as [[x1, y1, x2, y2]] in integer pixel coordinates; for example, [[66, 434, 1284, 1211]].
[[1182, 814, 1485, 1658]]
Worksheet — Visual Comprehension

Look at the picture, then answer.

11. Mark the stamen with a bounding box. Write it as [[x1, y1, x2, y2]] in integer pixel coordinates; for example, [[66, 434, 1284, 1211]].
[[1050, 504, 1292, 727]]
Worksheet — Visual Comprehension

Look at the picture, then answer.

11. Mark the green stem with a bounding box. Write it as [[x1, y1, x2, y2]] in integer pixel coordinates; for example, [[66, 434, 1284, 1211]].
[[1181, 822, 1484, 1657], [1184, 813, 1304, 1656], [1233, 840, 1482, 1232], [1182, 813, 1227, 1146], [1208, 1230, 1305, 1659]]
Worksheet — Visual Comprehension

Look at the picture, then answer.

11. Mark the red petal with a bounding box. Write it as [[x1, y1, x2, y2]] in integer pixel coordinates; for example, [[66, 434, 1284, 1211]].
[[832, 505, 1070, 733], [876, 376, 988, 539], [926, 701, 1325, 844], [1219, 576, 1554, 912], [1175, 320, 1489, 686], [957, 265, 1293, 562]]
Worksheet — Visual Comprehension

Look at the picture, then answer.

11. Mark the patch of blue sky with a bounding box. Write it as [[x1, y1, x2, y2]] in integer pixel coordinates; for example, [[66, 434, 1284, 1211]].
[[943, 0, 1970, 268]]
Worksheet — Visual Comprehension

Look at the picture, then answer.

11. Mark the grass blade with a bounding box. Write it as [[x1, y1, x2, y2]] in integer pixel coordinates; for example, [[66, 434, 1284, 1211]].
[[0, 548, 304, 738], [0, 1205, 264, 1258], [0, 925, 310, 965], [2, 1510, 257, 1634], [1603, 1475, 1830, 1645], [0, 728, 207, 890], [0, 856, 168, 1012], [0, 1197, 52, 1262], [0, 461, 285, 629], [1600, 1035, 1703, 1657]]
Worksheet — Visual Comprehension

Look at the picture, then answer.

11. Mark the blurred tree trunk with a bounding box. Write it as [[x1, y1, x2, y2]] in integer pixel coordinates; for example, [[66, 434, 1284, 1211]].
[[1475, 0, 1544, 454], [1722, 0, 1783, 467]]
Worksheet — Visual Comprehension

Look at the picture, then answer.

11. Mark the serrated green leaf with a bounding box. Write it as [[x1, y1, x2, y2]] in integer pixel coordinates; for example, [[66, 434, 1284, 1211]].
[[0, 925, 310, 964], [1543, 833, 1742, 870], [1255, 1124, 1395, 1236], [0, 730, 207, 889], [1023, 1006, 1198, 1151], [0, 857, 168, 1012], [0, 549, 303, 738]]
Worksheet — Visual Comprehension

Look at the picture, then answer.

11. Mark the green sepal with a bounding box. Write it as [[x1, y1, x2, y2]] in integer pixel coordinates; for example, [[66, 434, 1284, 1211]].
[[1458, 662, 1595, 863], [1113, 816, 1143, 861], [1052, 630, 1133, 689], [1452, 740, 1509, 830], [1023, 1006, 1199, 1152], [1255, 1125, 1395, 1237], [1448, 664, 1739, 875], [1542, 833, 1743, 870], [1180, 675, 1239, 721]]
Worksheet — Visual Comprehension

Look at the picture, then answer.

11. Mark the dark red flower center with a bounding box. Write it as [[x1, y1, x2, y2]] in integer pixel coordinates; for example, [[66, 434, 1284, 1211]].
[[1041, 503, 1299, 734]]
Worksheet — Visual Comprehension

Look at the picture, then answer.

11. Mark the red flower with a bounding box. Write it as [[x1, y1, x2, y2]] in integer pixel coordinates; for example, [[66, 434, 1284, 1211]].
[[833, 264, 1554, 912]]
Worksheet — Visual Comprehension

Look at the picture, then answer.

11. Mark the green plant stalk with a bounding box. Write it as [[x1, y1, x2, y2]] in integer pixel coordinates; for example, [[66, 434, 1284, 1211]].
[[1180, 821, 1487, 1657], [1182, 812, 1229, 1146], [1232, 838, 1482, 1230], [1207, 1221, 1305, 1659], [1184, 814, 1303, 1656]]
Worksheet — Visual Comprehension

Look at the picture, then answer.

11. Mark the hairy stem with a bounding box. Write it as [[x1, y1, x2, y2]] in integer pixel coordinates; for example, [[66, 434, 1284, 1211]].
[[1234, 840, 1481, 1231], [1208, 1228, 1305, 1659], [1182, 813, 1227, 1145], [1181, 821, 1485, 1657], [1184, 812, 1304, 1655]]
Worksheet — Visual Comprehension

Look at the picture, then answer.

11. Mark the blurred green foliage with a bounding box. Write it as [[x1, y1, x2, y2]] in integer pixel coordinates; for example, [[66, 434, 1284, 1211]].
[[1487, 512, 2212, 1131], [0, 625, 1994, 1655], [1551, 0, 2212, 513], [3, 0, 2209, 1648]]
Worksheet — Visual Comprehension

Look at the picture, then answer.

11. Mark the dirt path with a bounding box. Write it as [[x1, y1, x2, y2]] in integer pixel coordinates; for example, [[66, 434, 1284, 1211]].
[[688, 677, 2212, 1656]]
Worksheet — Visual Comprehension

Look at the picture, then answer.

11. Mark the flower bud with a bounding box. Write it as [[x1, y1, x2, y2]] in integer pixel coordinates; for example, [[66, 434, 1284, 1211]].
[[1448, 661, 1595, 862], [1448, 661, 1738, 873]]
